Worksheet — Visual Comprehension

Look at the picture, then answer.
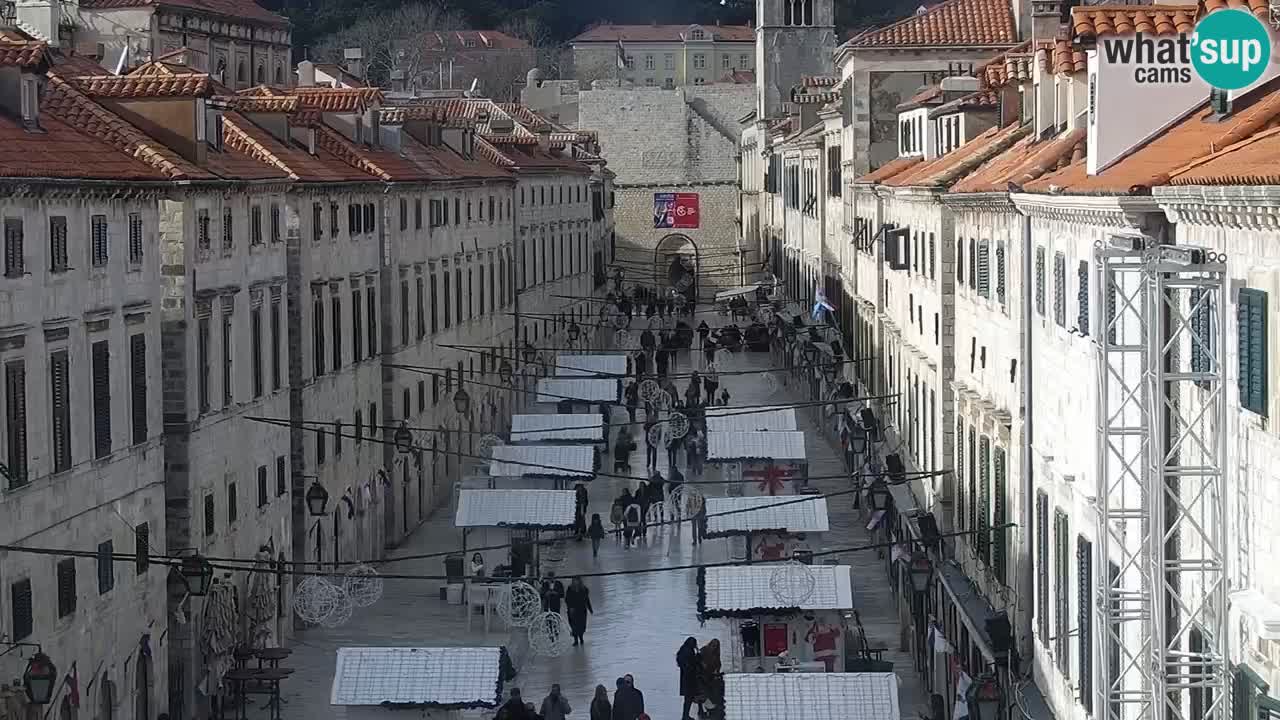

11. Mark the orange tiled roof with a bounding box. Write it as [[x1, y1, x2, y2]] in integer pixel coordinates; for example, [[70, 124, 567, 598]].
[[292, 87, 383, 112], [978, 40, 1032, 87], [1036, 37, 1086, 75], [51, 53, 111, 76], [422, 30, 532, 51], [0, 34, 48, 67], [885, 122, 1029, 187], [498, 103, 553, 131], [219, 95, 299, 113], [221, 114, 371, 183], [0, 107, 167, 180], [1026, 76, 1280, 193], [571, 24, 753, 43], [847, 0, 1018, 48], [1167, 125, 1280, 185], [380, 104, 475, 129], [897, 85, 943, 111], [1203, 0, 1269, 17], [727, 69, 755, 84], [477, 136, 515, 167], [802, 75, 839, 87], [856, 155, 924, 183], [951, 127, 1086, 192], [237, 84, 289, 97], [79, 0, 290, 27], [931, 88, 999, 117], [1070, 4, 1197, 39], [71, 72, 212, 98], [795, 90, 840, 105]]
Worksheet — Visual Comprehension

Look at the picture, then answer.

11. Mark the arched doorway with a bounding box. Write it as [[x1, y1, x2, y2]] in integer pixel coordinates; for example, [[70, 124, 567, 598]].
[[654, 234, 699, 297]]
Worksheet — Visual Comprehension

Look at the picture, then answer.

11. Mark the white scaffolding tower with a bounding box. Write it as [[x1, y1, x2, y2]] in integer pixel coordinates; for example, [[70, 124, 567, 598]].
[[1095, 235, 1229, 720]]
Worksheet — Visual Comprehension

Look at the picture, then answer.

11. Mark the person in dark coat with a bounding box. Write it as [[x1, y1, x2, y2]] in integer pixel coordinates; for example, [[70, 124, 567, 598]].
[[696, 320, 710, 349], [497, 688, 534, 720], [693, 496, 708, 545], [588, 513, 606, 557], [591, 685, 612, 720], [643, 419, 659, 471], [677, 637, 702, 720], [540, 572, 565, 613], [703, 337, 717, 369], [564, 576, 594, 645], [613, 676, 645, 720], [613, 432, 635, 474], [574, 484, 589, 540], [655, 347, 670, 377], [634, 350, 649, 377], [625, 382, 639, 423]]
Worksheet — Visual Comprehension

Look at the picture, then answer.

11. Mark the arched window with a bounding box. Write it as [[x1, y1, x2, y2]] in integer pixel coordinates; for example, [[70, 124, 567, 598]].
[[784, 0, 793, 25], [274, 64, 284, 85], [236, 60, 247, 84], [215, 58, 226, 83], [255, 63, 265, 84], [803, 0, 813, 25]]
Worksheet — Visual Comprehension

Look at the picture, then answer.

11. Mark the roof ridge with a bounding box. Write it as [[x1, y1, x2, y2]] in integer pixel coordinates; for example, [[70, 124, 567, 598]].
[[221, 115, 298, 180], [1167, 123, 1280, 178], [931, 123, 1030, 186], [850, 0, 1017, 47], [313, 125, 388, 181]]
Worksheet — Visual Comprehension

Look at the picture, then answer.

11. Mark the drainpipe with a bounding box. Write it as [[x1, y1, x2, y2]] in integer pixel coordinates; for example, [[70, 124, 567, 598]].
[[1017, 209, 1035, 664]]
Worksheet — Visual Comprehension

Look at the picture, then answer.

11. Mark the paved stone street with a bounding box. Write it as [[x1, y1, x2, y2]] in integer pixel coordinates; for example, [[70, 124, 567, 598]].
[[268, 346, 930, 719]]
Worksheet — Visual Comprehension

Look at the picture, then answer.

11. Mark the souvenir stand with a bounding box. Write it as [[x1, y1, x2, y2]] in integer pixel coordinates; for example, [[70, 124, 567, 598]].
[[509, 413, 606, 445], [703, 495, 830, 563], [329, 647, 505, 720], [488, 445, 595, 490], [454, 488, 574, 584], [556, 354, 628, 378], [705, 406, 798, 433], [715, 284, 764, 321], [706, 431, 808, 496], [721, 672, 901, 720], [535, 378, 621, 411], [697, 564, 855, 673]]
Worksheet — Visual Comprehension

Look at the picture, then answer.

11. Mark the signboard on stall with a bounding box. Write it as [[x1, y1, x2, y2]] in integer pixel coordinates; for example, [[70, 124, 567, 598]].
[[653, 192, 700, 229]]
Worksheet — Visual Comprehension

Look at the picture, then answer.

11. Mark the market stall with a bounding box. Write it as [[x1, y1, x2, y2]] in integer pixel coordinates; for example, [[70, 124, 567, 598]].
[[704, 495, 830, 562], [706, 431, 808, 496], [721, 671, 901, 720], [454, 488, 575, 579], [509, 413, 606, 444], [706, 406, 798, 433], [535, 378, 621, 408], [329, 646, 504, 720], [698, 564, 856, 673], [488, 445, 595, 489], [556, 354, 628, 378]]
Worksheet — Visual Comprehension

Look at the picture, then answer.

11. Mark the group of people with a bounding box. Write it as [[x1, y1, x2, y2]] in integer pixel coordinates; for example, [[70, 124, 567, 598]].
[[677, 637, 725, 720], [536, 572, 595, 646], [496, 675, 648, 720]]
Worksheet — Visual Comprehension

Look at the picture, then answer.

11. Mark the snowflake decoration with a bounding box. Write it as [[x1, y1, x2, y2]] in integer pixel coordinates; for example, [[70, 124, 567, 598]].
[[674, 274, 694, 291], [672, 293, 688, 311], [496, 581, 542, 628], [667, 411, 690, 439], [609, 310, 630, 329], [293, 576, 344, 625], [647, 423, 666, 449], [657, 390, 674, 411], [769, 560, 817, 605], [667, 483, 704, 521], [528, 611, 574, 657]]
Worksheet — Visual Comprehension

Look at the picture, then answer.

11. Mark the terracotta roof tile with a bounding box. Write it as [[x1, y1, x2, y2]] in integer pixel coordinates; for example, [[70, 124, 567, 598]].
[[79, 0, 289, 27], [802, 75, 839, 87], [0, 35, 48, 67], [1035, 37, 1086, 75], [1167, 125, 1280, 185], [498, 103, 552, 131], [476, 136, 515, 167], [1202, 0, 1269, 18], [978, 40, 1033, 87], [571, 24, 753, 43], [897, 85, 943, 111], [795, 90, 840, 105], [221, 114, 370, 183], [380, 104, 474, 128], [51, 52, 112, 76], [0, 109, 166, 180], [237, 84, 289, 97], [422, 30, 531, 51], [930, 89, 999, 117], [291, 87, 383, 112], [398, 134, 513, 181], [847, 0, 1018, 48], [1027, 76, 1280, 193], [312, 63, 367, 87], [856, 156, 924, 183], [70, 73, 212, 98], [219, 95, 299, 113], [1071, 4, 1197, 39], [204, 115, 291, 180], [951, 127, 1086, 192], [885, 122, 1029, 186]]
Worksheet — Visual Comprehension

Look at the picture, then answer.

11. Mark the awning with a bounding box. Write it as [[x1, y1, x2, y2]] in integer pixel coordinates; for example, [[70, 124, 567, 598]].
[[556, 354, 627, 377], [536, 378, 620, 404], [704, 496, 830, 537], [330, 647, 502, 708], [509, 413, 605, 443], [705, 406, 798, 432], [722, 673, 900, 720], [699, 564, 853, 616], [454, 489, 575, 528], [488, 445, 594, 478], [707, 431, 806, 461], [715, 284, 761, 302]]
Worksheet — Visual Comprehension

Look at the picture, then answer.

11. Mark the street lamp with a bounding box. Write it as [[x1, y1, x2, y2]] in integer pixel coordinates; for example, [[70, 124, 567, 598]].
[[849, 425, 869, 455], [453, 386, 472, 415], [908, 550, 933, 593], [567, 322, 581, 341], [966, 674, 1003, 720], [499, 358, 513, 383], [521, 341, 538, 364], [178, 553, 214, 596], [867, 478, 892, 512], [22, 652, 57, 704], [305, 479, 330, 517]]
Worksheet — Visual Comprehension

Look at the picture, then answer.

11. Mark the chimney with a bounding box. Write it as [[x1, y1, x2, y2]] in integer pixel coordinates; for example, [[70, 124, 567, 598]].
[[15, 0, 61, 47], [297, 59, 316, 87], [1029, 0, 1062, 46], [343, 47, 364, 83], [939, 75, 979, 102]]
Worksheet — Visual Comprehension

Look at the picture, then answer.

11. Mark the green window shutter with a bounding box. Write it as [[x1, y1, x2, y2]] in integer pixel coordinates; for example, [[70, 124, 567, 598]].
[[1077, 260, 1090, 336], [1054, 252, 1067, 327], [955, 420, 966, 530], [992, 447, 1008, 585], [967, 428, 977, 534], [1035, 246, 1046, 316], [1054, 509, 1071, 677], [977, 241, 991, 298], [978, 436, 991, 565], [996, 241, 1006, 306], [1078, 536, 1094, 714], [1238, 289, 1269, 416], [1190, 287, 1211, 376], [1036, 492, 1050, 641]]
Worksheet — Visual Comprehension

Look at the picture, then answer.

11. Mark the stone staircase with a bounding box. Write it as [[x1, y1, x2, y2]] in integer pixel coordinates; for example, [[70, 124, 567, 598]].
[[686, 96, 740, 145]]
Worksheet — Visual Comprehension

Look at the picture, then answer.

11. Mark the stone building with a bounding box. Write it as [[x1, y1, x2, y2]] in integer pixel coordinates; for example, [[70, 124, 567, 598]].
[[419, 30, 534, 93], [570, 23, 754, 89], [754, 0, 836, 119], [0, 36, 170, 719]]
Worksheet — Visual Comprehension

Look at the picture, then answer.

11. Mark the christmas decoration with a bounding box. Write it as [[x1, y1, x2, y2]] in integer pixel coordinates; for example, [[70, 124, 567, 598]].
[[769, 560, 817, 605], [292, 576, 344, 624], [496, 581, 541, 628], [528, 611, 573, 657], [343, 564, 384, 608]]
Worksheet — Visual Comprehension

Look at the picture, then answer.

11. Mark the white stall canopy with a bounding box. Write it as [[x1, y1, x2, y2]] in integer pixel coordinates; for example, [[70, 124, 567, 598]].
[[704, 496, 830, 537], [330, 647, 502, 708], [489, 445, 594, 479], [455, 489, 575, 529], [707, 431, 806, 462], [700, 564, 853, 616], [706, 406, 798, 433], [556, 354, 628, 377], [510, 413, 606, 443], [722, 672, 901, 720], [536, 378, 620, 404], [716, 284, 762, 302]]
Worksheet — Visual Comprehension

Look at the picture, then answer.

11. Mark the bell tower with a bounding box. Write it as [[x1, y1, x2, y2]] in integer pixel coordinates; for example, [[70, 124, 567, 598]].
[[755, 0, 837, 119]]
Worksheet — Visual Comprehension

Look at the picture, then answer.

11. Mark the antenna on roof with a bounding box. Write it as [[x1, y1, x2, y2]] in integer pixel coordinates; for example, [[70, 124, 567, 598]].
[[464, 77, 479, 97], [113, 41, 130, 75]]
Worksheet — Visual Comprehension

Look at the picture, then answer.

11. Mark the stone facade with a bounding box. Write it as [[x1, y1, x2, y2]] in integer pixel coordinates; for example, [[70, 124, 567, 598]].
[[755, 0, 837, 119]]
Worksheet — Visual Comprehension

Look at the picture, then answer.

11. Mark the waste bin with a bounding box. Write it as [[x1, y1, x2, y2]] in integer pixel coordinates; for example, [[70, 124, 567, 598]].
[[444, 553, 464, 582]]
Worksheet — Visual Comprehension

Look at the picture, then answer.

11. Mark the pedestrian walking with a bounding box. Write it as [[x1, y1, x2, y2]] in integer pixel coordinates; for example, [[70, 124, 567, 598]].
[[541, 685, 572, 720], [693, 498, 707, 545], [656, 346, 670, 377], [565, 577, 593, 646], [634, 349, 648, 377], [696, 320, 710, 349], [623, 497, 643, 547], [612, 490, 632, 540], [574, 483, 589, 540], [643, 420, 659, 471], [540, 572, 565, 613], [719, 388, 731, 406], [591, 685, 612, 720], [588, 513, 606, 557], [613, 676, 645, 720], [613, 432, 635, 474], [678, 638, 703, 720], [497, 688, 534, 720], [625, 382, 639, 423]]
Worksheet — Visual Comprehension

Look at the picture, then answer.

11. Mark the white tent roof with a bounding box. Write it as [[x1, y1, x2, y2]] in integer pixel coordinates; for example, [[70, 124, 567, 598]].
[[510, 413, 605, 443], [454, 489, 575, 528], [330, 647, 502, 707], [706, 406, 798, 432], [701, 564, 853, 613], [536, 378, 620, 403], [722, 672, 900, 720], [556, 354, 628, 377], [489, 445, 594, 478], [716, 284, 761, 302], [704, 496, 830, 536], [707, 431, 806, 461]]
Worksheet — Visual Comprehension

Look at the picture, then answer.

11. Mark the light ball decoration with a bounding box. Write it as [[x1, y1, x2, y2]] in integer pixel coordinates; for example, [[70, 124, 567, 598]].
[[609, 310, 630, 329], [657, 390, 674, 411], [763, 372, 781, 395], [769, 560, 818, 605], [478, 434, 503, 459], [672, 293, 688, 311], [757, 306, 774, 323], [646, 423, 666, 450], [496, 581, 542, 628], [318, 585, 355, 628], [343, 564, 384, 608], [668, 483, 704, 520], [614, 329, 632, 348], [667, 411, 690, 439], [293, 576, 344, 624], [638, 379, 663, 403], [528, 611, 574, 657]]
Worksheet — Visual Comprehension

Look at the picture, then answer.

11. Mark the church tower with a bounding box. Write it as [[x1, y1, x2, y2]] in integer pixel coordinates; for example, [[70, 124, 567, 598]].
[[755, 0, 837, 119]]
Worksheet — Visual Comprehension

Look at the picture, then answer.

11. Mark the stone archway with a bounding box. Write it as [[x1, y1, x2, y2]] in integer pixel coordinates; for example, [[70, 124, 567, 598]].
[[654, 233, 700, 297]]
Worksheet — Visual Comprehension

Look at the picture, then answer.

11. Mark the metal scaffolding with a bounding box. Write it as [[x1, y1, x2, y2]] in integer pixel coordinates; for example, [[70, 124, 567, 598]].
[[1095, 235, 1229, 720]]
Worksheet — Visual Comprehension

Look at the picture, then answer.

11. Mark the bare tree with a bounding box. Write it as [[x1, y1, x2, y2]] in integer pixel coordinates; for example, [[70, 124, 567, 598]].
[[471, 50, 534, 102], [313, 3, 467, 89], [499, 15, 568, 80]]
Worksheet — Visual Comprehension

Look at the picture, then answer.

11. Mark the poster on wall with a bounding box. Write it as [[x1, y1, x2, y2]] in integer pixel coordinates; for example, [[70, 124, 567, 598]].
[[653, 192, 700, 229]]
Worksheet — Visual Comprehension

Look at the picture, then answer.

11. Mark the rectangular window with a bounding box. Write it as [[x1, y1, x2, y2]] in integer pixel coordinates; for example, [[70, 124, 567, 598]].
[[91, 340, 111, 459], [316, 422, 325, 464], [10, 578, 32, 640], [130, 334, 146, 444], [312, 291, 325, 377], [57, 558, 76, 617], [49, 216, 67, 272], [992, 447, 1008, 584], [1078, 535, 1094, 714], [996, 241, 1007, 306], [967, 428, 977, 533], [270, 297, 281, 390], [312, 203, 323, 243], [221, 207, 233, 252], [414, 198, 422, 230], [968, 238, 977, 290], [97, 540, 114, 594], [352, 290, 363, 363], [977, 435, 991, 564], [128, 212, 143, 265], [1053, 252, 1067, 327], [250, 306, 263, 398], [198, 316, 210, 412], [5, 360, 27, 485], [443, 270, 451, 330], [270, 204, 281, 244], [1035, 246, 1046, 316], [331, 293, 342, 369], [416, 277, 425, 339], [955, 419, 965, 531], [330, 202, 339, 236], [976, 240, 990, 298], [455, 267, 463, 324], [257, 465, 268, 507], [204, 493, 214, 536], [251, 205, 263, 245], [401, 280, 410, 346], [135, 522, 149, 574], [227, 481, 237, 523], [399, 198, 408, 231], [1054, 508, 1071, 676], [955, 238, 964, 285], [1238, 288, 1268, 415], [199, 208, 212, 252], [334, 418, 342, 455], [1077, 260, 1090, 335], [275, 456, 286, 497], [363, 203, 374, 232], [417, 380, 426, 413], [478, 264, 486, 316], [222, 307, 233, 404], [928, 233, 936, 279], [50, 349, 71, 472], [366, 286, 377, 356], [348, 204, 359, 235], [430, 273, 439, 333], [91, 214, 108, 267]]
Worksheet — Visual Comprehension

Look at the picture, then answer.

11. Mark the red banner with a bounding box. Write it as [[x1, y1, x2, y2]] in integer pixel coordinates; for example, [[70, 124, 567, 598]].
[[653, 192, 700, 229]]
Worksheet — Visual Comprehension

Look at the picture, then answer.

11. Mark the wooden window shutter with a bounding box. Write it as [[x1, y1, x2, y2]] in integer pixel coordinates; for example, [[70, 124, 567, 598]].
[[91, 340, 111, 458], [1035, 246, 1046, 316], [50, 350, 71, 472], [1078, 535, 1094, 714], [276, 456, 287, 497], [967, 427, 977, 533], [5, 360, 27, 486], [992, 447, 1008, 584], [204, 494, 214, 536], [1054, 252, 1067, 327], [1190, 288, 1211, 376], [995, 241, 1006, 305], [57, 557, 76, 617], [1237, 289, 1268, 416], [1077, 260, 1091, 335], [977, 241, 991, 298], [10, 578, 32, 640], [1036, 492, 1050, 640], [978, 435, 991, 564], [257, 465, 268, 507], [1054, 509, 1071, 676], [97, 540, 114, 594], [130, 334, 147, 445], [251, 306, 263, 398], [135, 522, 149, 574]]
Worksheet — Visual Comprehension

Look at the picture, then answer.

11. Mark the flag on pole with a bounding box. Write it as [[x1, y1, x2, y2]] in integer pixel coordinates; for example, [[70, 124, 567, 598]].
[[812, 289, 836, 322], [616, 39, 627, 70]]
